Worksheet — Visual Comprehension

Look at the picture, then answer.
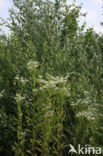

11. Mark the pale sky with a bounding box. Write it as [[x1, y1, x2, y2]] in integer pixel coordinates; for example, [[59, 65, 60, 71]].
[[0, 0, 103, 34]]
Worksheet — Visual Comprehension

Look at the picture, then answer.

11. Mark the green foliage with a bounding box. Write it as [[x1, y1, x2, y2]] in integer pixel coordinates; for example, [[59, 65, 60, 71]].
[[0, 0, 103, 155]]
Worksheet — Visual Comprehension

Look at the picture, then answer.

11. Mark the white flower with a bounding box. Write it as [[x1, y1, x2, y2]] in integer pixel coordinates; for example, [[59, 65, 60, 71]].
[[1, 89, 5, 94], [49, 80, 57, 85], [14, 75, 20, 80], [0, 93, 3, 98], [14, 75, 28, 85], [0, 90, 5, 98], [27, 60, 39, 70], [76, 109, 95, 121], [46, 73, 68, 84], [37, 73, 69, 93], [45, 111, 54, 117], [15, 93, 25, 102], [38, 79, 48, 84], [19, 77, 28, 85], [38, 75, 43, 79], [33, 88, 38, 92]]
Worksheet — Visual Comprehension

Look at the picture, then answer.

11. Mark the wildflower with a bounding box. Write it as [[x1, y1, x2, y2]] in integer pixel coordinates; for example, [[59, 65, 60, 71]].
[[38, 75, 43, 79], [14, 75, 20, 81], [46, 73, 68, 84], [45, 111, 54, 117], [33, 88, 38, 92], [14, 75, 28, 85], [15, 93, 25, 102], [37, 73, 69, 93], [0, 92, 3, 98], [38, 79, 48, 84], [1, 89, 5, 94], [27, 60, 39, 70], [76, 110, 95, 120], [49, 80, 57, 85], [0, 90, 5, 98], [19, 77, 28, 85]]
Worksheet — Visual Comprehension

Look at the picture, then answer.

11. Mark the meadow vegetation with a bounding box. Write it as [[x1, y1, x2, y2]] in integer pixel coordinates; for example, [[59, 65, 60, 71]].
[[0, 0, 103, 155]]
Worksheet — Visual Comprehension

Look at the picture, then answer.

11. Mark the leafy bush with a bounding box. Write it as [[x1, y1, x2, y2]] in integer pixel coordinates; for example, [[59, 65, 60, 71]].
[[0, 0, 103, 155]]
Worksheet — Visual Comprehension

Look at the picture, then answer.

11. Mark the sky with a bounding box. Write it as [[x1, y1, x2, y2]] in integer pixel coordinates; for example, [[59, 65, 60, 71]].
[[0, 0, 103, 34]]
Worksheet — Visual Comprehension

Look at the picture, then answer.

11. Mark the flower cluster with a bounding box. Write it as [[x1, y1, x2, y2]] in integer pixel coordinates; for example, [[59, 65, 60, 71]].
[[0, 90, 5, 98], [46, 73, 69, 84], [71, 97, 92, 106], [14, 75, 28, 85], [27, 60, 39, 70], [45, 111, 54, 118], [35, 74, 70, 96], [38, 74, 69, 87], [15, 93, 25, 103], [76, 107, 97, 120], [0, 92, 3, 98]]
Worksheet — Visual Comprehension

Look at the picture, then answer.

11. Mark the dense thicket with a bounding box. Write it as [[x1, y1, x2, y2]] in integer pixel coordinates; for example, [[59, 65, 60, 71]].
[[0, 0, 103, 155]]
